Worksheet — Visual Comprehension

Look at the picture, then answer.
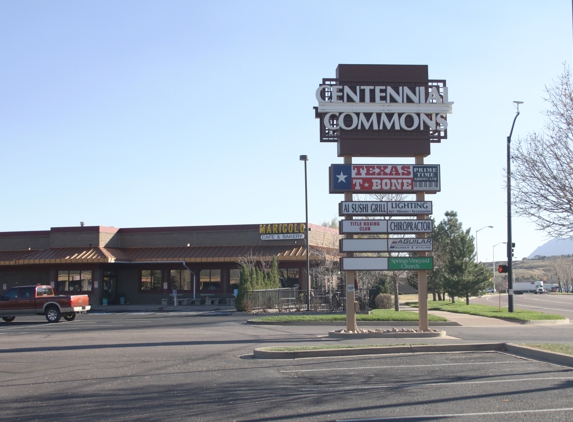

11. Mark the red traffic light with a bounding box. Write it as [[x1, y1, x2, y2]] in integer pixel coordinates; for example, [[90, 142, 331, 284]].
[[498, 265, 509, 273]]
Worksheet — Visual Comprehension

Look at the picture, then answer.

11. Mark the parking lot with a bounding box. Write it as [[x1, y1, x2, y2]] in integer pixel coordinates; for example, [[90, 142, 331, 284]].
[[2, 311, 573, 421]]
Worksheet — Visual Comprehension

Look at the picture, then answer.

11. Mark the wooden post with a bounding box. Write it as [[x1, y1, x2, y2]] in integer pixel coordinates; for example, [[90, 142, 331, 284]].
[[344, 155, 357, 331], [416, 155, 429, 331]]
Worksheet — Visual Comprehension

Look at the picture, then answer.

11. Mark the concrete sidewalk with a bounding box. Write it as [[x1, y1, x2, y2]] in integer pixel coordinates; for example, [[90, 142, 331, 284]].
[[89, 303, 237, 313], [87, 304, 565, 327]]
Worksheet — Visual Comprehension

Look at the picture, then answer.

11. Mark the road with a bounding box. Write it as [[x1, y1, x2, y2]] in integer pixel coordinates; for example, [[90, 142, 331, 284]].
[[1, 303, 573, 421], [475, 292, 573, 320]]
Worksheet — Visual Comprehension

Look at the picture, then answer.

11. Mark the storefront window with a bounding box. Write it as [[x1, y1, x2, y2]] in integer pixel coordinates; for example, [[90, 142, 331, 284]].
[[170, 269, 192, 291], [279, 268, 299, 288], [56, 270, 93, 292], [141, 269, 162, 291], [200, 269, 221, 291], [230, 269, 240, 294]]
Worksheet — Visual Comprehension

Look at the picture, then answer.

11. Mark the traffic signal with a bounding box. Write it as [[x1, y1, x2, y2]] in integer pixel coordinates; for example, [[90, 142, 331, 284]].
[[511, 243, 515, 257], [498, 265, 509, 273]]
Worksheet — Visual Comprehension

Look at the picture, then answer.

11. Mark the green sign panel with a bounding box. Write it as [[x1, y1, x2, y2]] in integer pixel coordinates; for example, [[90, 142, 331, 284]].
[[388, 257, 433, 270]]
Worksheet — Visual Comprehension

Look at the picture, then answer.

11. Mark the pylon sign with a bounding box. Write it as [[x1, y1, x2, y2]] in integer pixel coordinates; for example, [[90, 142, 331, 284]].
[[330, 164, 440, 193]]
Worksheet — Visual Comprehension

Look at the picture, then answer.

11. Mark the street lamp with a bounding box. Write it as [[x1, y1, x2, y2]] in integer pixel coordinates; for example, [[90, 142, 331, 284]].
[[475, 225, 493, 262], [492, 241, 507, 289], [507, 101, 523, 313], [300, 155, 310, 312]]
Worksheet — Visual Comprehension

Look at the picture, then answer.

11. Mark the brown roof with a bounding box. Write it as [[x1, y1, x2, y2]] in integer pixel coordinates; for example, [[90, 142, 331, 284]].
[[0, 245, 339, 266]]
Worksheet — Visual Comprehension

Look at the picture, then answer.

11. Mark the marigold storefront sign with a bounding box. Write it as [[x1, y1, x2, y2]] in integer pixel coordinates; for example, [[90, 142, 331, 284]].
[[259, 223, 306, 240]]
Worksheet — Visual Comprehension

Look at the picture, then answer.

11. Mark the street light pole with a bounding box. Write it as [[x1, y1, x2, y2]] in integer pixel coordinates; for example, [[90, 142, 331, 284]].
[[300, 155, 310, 312], [475, 225, 493, 262], [507, 101, 523, 313]]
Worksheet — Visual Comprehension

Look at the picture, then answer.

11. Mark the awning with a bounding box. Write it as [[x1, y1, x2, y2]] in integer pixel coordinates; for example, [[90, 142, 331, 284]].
[[0, 245, 339, 266]]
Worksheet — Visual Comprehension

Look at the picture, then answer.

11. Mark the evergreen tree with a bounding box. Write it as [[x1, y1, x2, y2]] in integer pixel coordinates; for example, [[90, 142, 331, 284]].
[[269, 256, 280, 288], [434, 211, 490, 304], [235, 264, 250, 311]]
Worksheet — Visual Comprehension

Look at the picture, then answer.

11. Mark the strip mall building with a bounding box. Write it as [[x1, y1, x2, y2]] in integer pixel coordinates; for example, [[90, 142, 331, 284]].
[[0, 223, 339, 305]]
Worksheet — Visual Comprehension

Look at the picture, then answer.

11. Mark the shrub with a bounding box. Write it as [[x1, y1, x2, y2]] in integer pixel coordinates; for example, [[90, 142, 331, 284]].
[[374, 293, 393, 309]]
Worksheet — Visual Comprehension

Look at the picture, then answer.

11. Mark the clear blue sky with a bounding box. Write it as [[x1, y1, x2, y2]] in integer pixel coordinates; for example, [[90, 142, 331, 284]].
[[1, 0, 571, 261]]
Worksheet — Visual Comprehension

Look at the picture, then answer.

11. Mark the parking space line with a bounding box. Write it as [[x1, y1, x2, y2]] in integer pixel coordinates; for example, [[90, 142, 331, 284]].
[[302, 376, 573, 392], [337, 406, 573, 421], [281, 359, 524, 373]]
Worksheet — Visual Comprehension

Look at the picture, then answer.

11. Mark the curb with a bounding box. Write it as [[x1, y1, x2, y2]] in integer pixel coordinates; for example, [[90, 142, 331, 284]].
[[253, 342, 573, 367], [247, 319, 459, 326], [327, 330, 446, 339], [518, 318, 569, 325], [253, 343, 505, 359], [504, 343, 573, 366]]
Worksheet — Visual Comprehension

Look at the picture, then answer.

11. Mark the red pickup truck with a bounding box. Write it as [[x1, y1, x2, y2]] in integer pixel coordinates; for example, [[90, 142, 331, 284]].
[[0, 285, 91, 323]]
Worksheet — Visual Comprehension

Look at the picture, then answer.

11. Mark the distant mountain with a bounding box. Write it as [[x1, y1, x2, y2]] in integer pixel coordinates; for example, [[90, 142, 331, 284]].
[[528, 238, 573, 258]]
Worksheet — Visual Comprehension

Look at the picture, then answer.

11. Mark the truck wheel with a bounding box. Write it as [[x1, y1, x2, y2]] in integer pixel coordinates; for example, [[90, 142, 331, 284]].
[[45, 306, 61, 323], [2, 316, 15, 322], [63, 313, 76, 321]]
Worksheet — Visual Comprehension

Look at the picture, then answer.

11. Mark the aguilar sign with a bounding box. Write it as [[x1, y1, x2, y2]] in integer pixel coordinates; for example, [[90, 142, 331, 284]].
[[315, 64, 453, 157], [330, 164, 440, 193], [340, 238, 433, 253]]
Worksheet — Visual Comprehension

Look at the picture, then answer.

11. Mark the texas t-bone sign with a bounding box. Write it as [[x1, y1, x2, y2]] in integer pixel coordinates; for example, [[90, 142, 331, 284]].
[[339, 201, 432, 216], [314, 64, 453, 157], [330, 164, 440, 193], [339, 219, 433, 234]]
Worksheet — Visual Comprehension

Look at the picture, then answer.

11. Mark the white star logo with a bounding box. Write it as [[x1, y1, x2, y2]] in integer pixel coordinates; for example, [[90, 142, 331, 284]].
[[336, 171, 348, 183]]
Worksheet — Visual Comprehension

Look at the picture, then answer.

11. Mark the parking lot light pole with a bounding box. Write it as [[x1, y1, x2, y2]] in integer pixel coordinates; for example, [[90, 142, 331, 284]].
[[507, 101, 523, 313], [475, 225, 493, 262], [300, 155, 310, 312]]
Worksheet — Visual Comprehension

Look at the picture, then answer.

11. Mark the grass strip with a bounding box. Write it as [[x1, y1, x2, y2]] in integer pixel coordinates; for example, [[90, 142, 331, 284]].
[[407, 301, 565, 321], [523, 343, 573, 356], [253, 309, 447, 323]]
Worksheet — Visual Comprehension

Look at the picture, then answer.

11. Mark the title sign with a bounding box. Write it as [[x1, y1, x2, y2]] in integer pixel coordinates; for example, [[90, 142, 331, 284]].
[[330, 164, 440, 193], [339, 201, 432, 216], [314, 64, 453, 157], [339, 219, 432, 234]]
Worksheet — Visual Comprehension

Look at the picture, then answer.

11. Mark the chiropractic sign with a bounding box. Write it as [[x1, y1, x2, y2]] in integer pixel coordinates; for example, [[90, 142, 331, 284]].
[[315, 64, 453, 157]]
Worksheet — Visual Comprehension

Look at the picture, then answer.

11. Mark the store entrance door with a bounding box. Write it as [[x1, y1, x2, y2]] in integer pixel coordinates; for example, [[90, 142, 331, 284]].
[[103, 271, 117, 304]]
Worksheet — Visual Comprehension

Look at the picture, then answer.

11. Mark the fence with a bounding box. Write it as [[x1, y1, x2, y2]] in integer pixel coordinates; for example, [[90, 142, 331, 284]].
[[246, 288, 371, 312]]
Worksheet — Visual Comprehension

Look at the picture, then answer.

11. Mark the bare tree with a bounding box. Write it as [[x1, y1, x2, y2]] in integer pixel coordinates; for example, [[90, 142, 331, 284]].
[[512, 67, 573, 238]]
